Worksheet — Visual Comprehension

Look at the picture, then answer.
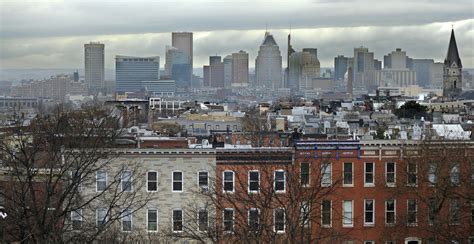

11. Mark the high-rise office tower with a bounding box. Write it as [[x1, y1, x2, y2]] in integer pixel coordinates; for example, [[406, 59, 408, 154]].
[[209, 56, 221, 65], [353, 46, 375, 91], [223, 55, 233, 88], [171, 32, 193, 87], [383, 48, 409, 69], [209, 56, 224, 88], [411, 59, 434, 88], [334, 55, 349, 81], [232, 50, 249, 88], [84, 42, 105, 93], [443, 29, 462, 98], [255, 32, 282, 90], [115, 55, 160, 93], [376, 48, 417, 87], [286, 33, 296, 88], [288, 49, 320, 92]]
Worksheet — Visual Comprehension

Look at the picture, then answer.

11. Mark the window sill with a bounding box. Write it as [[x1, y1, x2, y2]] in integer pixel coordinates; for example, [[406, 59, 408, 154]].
[[342, 224, 353, 228], [322, 224, 332, 228], [343, 184, 354, 187], [364, 184, 375, 187], [363, 223, 375, 227]]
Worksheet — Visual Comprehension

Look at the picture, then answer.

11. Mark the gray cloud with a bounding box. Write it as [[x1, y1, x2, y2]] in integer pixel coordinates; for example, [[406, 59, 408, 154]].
[[0, 0, 473, 69]]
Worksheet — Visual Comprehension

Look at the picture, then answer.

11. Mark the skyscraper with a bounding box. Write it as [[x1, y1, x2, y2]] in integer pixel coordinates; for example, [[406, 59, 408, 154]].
[[353, 46, 375, 91], [334, 55, 349, 81], [84, 42, 105, 93], [223, 55, 233, 89], [232, 51, 249, 88], [255, 32, 282, 90], [171, 32, 193, 87], [443, 29, 462, 98], [288, 49, 320, 92], [383, 48, 409, 69], [411, 59, 434, 88], [115, 55, 160, 93], [209, 56, 224, 88]]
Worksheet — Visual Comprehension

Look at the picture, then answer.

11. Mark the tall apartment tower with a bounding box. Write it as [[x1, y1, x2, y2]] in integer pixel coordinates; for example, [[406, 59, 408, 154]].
[[223, 55, 233, 88], [115, 55, 160, 93], [84, 42, 105, 93], [232, 51, 249, 88], [443, 29, 462, 98], [334, 55, 349, 81], [353, 46, 375, 91], [255, 32, 282, 90], [171, 32, 193, 87]]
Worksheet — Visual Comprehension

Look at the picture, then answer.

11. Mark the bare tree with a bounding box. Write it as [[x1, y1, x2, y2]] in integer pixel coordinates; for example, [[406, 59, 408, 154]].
[[380, 140, 473, 242], [0, 106, 152, 243]]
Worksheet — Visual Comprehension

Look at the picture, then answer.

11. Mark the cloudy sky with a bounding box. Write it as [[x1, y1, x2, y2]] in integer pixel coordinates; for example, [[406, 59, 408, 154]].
[[0, 0, 473, 70]]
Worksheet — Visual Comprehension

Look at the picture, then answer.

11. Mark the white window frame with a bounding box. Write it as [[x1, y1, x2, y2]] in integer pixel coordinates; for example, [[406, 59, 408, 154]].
[[248, 170, 260, 193], [428, 162, 437, 186], [364, 162, 375, 187], [172, 209, 183, 233], [450, 162, 460, 186], [364, 199, 375, 226], [364, 241, 375, 244], [407, 199, 417, 226], [385, 161, 396, 187], [96, 170, 107, 192], [70, 209, 82, 230], [198, 209, 208, 232], [198, 171, 209, 192], [300, 162, 310, 186], [223, 208, 234, 233], [223, 171, 235, 193], [96, 208, 107, 227], [121, 208, 132, 232], [147, 171, 158, 192], [70, 169, 82, 192], [343, 162, 353, 187], [248, 208, 260, 231], [321, 199, 332, 227], [274, 170, 286, 193], [321, 161, 332, 187], [121, 170, 133, 192], [172, 171, 183, 193], [273, 208, 286, 233], [385, 199, 396, 225], [342, 200, 353, 227], [147, 208, 158, 232], [300, 201, 310, 228]]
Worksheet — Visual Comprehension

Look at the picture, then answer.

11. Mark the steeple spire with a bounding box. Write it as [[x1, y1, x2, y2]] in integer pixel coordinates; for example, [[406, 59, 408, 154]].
[[445, 29, 462, 68]]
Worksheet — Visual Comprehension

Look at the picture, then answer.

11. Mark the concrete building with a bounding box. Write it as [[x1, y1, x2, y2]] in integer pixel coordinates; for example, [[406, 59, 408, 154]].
[[431, 62, 444, 89], [231, 51, 249, 88], [210, 58, 225, 88], [353, 47, 376, 91], [375, 70, 417, 87], [115, 55, 160, 93], [334, 55, 349, 81], [165, 46, 191, 88], [384, 48, 410, 69], [171, 32, 193, 87], [411, 59, 434, 88], [84, 42, 105, 93], [223, 55, 233, 89], [443, 29, 463, 98], [142, 80, 176, 96], [255, 32, 282, 90], [288, 49, 320, 92]]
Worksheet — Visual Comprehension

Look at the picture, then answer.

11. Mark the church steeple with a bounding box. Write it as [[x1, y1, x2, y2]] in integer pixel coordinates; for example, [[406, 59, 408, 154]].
[[443, 28, 463, 98], [444, 29, 462, 68]]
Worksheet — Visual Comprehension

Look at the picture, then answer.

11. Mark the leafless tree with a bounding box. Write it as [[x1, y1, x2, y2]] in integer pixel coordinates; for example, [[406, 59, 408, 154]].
[[0, 106, 152, 243]]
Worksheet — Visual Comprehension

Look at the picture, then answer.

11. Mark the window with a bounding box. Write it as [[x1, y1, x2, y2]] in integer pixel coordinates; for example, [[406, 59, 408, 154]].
[[300, 201, 310, 227], [121, 170, 132, 192], [198, 171, 208, 192], [172, 171, 183, 192], [274, 208, 285, 233], [428, 162, 437, 185], [449, 199, 460, 225], [364, 162, 374, 186], [248, 208, 259, 231], [471, 201, 474, 224], [0, 187, 4, 208], [172, 209, 183, 232], [471, 161, 474, 186], [301, 162, 310, 186], [385, 199, 396, 225], [198, 209, 208, 231], [147, 171, 158, 192], [364, 241, 375, 244], [385, 241, 395, 244], [223, 171, 234, 192], [407, 162, 418, 186], [343, 162, 353, 186], [71, 209, 82, 230], [248, 171, 260, 193], [321, 161, 332, 187], [121, 209, 132, 232], [71, 168, 82, 192], [386, 162, 396, 186], [147, 209, 158, 232], [407, 199, 417, 226], [223, 208, 234, 232], [450, 162, 460, 185], [428, 198, 437, 225], [364, 199, 375, 226], [343, 200, 353, 227], [96, 170, 107, 192], [96, 208, 107, 227], [274, 170, 285, 192], [322, 199, 331, 227]]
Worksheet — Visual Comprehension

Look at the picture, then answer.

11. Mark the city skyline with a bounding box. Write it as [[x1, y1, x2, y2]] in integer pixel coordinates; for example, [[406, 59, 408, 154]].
[[0, 0, 472, 70]]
